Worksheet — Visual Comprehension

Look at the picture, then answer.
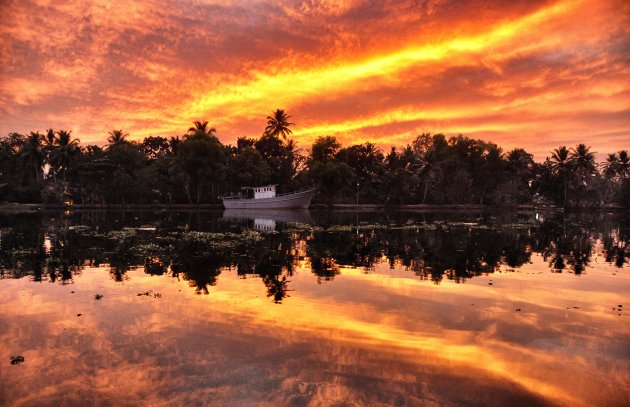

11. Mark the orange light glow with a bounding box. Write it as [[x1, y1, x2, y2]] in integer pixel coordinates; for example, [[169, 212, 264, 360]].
[[0, 0, 628, 158]]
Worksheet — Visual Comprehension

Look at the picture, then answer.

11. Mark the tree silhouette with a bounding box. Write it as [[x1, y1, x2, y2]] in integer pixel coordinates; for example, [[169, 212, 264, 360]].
[[187, 120, 217, 139], [264, 109, 294, 140], [602, 153, 619, 204], [51, 130, 80, 181], [618, 150, 629, 179], [177, 123, 225, 203], [107, 129, 129, 147], [550, 146, 573, 207], [570, 144, 597, 185], [19, 132, 44, 181], [42, 129, 57, 183]]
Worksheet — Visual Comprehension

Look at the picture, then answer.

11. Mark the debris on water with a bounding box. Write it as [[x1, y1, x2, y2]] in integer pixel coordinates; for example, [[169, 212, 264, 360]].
[[572, 306, 580, 309], [136, 226, 157, 232], [10, 355, 24, 365], [94, 294, 103, 300], [515, 308, 521, 312], [137, 290, 161, 298]]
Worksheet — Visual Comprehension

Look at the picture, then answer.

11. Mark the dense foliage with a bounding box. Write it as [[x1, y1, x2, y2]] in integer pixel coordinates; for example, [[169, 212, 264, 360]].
[[0, 111, 627, 207]]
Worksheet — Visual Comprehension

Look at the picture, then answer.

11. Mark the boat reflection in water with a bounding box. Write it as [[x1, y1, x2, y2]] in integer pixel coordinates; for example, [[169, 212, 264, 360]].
[[222, 209, 312, 232]]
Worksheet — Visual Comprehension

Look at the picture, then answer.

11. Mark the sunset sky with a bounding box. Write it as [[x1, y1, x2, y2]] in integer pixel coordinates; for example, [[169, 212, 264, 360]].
[[1, 0, 628, 159]]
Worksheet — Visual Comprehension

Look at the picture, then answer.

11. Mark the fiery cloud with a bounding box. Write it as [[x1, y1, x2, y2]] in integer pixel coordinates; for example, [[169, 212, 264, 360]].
[[0, 0, 628, 158]]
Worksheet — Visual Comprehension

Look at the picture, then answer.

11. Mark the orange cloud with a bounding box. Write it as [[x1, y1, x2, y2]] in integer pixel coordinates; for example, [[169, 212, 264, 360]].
[[0, 0, 628, 159]]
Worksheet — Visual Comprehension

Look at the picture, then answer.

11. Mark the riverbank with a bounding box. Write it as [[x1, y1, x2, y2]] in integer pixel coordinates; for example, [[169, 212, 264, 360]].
[[0, 202, 626, 213]]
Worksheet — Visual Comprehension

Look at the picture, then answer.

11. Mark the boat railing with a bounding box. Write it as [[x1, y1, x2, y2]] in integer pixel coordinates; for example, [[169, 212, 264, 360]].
[[275, 188, 316, 197]]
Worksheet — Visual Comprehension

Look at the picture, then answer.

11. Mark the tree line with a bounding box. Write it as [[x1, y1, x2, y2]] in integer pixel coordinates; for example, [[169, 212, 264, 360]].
[[1, 109, 628, 208]]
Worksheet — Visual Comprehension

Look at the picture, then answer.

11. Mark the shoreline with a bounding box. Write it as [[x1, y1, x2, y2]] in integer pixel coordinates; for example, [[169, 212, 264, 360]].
[[0, 202, 625, 213]]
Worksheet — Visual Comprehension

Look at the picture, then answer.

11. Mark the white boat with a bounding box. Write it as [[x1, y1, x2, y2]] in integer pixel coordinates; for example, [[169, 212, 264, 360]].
[[221, 185, 317, 209]]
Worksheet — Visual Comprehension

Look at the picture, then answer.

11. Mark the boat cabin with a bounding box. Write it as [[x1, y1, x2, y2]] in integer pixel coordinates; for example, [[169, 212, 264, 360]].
[[253, 185, 276, 199]]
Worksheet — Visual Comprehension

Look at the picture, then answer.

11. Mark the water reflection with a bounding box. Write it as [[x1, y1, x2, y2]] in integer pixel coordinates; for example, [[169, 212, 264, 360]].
[[222, 209, 312, 232], [0, 210, 628, 406], [0, 210, 628, 291]]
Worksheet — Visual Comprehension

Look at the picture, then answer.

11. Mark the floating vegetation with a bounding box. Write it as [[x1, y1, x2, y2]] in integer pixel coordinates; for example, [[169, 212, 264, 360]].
[[320, 221, 513, 233], [176, 230, 263, 245], [131, 243, 165, 257], [107, 228, 137, 240], [68, 225, 91, 233], [285, 223, 321, 232], [10, 249, 38, 259], [502, 223, 534, 229], [136, 226, 157, 232], [240, 230, 264, 243], [0, 210, 625, 288], [137, 290, 162, 298]]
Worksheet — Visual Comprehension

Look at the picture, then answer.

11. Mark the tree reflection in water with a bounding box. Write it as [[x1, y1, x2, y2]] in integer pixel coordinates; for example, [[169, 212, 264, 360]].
[[0, 210, 627, 299]]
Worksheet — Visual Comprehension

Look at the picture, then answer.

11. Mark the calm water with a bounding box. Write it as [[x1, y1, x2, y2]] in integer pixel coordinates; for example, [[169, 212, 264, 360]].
[[0, 210, 628, 407]]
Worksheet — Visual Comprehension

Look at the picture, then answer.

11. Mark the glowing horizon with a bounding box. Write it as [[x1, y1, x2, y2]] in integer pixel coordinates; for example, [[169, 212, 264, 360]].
[[1, 0, 628, 159]]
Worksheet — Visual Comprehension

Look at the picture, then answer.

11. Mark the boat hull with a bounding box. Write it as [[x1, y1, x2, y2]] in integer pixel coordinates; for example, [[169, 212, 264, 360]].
[[222, 189, 317, 209]]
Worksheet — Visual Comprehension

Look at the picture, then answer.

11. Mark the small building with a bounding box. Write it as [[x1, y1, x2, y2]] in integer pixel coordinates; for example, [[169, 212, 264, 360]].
[[253, 185, 276, 199]]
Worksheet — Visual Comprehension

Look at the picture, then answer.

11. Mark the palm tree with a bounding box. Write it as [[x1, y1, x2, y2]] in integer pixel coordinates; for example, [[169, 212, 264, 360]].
[[503, 148, 534, 204], [618, 150, 629, 179], [19, 132, 45, 181], [474, 145, 504, 204], [264, 109, 294, 140], [107, 130, 129, 147], [602, 153, 619, 204], [602, 153, 619, 177], [570, 144, 597, 185], [168, 136, 181, 154], [505, 148, 534, 177], [187, 121, 217, 139], [550, 146, 573, 207], [417, 149, 442, 204], [52, 130, 81, 181], [43, 129, 56, 150], [42, 129, 57, 182]]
